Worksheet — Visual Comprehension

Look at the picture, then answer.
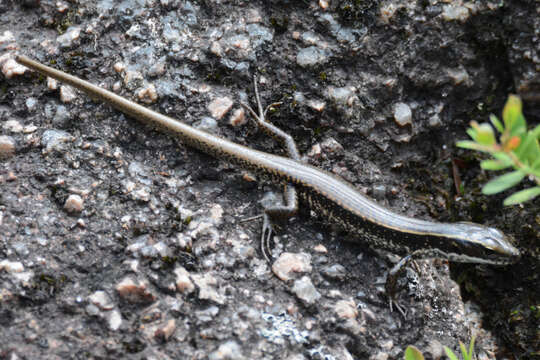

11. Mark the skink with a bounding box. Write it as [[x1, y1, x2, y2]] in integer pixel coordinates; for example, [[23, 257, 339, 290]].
[[15, 55, 520, 267]]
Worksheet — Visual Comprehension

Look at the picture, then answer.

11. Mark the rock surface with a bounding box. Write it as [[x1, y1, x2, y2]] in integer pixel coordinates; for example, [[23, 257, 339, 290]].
[[0, 1, 537, 359]]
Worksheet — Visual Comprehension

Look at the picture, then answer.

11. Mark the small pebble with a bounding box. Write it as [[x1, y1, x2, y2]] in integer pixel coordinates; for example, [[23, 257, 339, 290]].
[[52, 105, 71, 128], [0, 31, 15, 44], [313, 244, 327, 253], [447, 67, 470, 85], [292, 276, 321, 305], [174, 266, 195, 293], [60, 85, 77, 103], [393, 103, 412, 126], [371, 351, 389, 360], [321, 137, 344, 155], [296, 46, 327, 67], [88, 291, 114, 310], [208, 97, 233, 119], [372, 185, 386, 200], [272, 252, 312, 281], [210, 41, 223, 56], [0, 260, 24, 273], [2, 58, 27, 78], [107, 309, 123, 331], [25, 97, 38, 112], [380, 3, 399, 24], [321, 264, 347, 281], [56, 1, 69, 12], [195, 306, 220, 322], [154, 319, 176, 341], [334, 299, 358, 319], [64, 194, 84, 213], [442, 4, 469, 22], [0, 135, 16, 159], [195, 117, 218, 133], [137, 83, 158, 104], [12, 242, 29, 257], [113, 62, 125, 73], [47, 77, 58, 90], [191, 273, 225, 304], [115, 277, 156, 304], [428, 114, 442, 128], [56, 26, 81, 48], [3, 119, 23, 133], [425, 339, 444, 359], [327, 86, 354, 105], [229, 108, 246, 127], [208, 340, 245, 360], [226, 34, 250, 50], [307, 99, 326, 112]]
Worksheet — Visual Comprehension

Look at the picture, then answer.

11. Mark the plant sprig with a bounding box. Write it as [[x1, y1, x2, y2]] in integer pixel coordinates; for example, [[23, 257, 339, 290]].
[[404, 336, 476, 360], [457, 95, 540, 205]]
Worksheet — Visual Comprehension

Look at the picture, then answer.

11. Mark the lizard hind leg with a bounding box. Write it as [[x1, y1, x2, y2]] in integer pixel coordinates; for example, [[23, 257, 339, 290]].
[[241, 76, 301, 262]]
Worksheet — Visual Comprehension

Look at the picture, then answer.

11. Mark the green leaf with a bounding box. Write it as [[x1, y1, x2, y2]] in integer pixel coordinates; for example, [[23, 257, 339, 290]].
[[456, 141, 489, 152], [493, 152, 513, 162], [502, 95, 524, 134], [459, 341, 469, 360], [503, 187, 540, 205], [482, 170, 526, 195], [532, 155, 540, 170], [475, 123, 496, 146], [524, 138, 540, 166], [468, 336, 476, 360], [516, 132, 535, 159], [490, 114, 504, 133], [531, 124, 540, 139], [480, 159, 512, 171], [510, 114, 527, 137], [443, 347, 459, 360], [405, 346, 425, 360], [466, 128, 477, 141]]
